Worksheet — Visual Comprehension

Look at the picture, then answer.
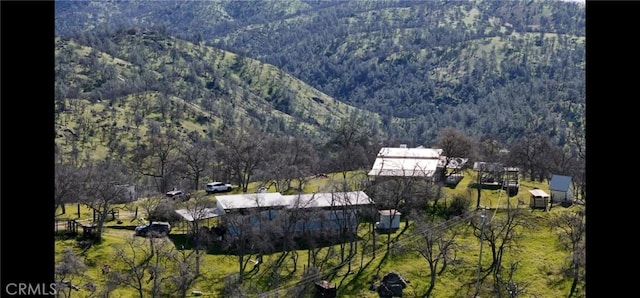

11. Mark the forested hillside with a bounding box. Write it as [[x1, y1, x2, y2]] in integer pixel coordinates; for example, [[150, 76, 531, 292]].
[[55, 31, 390, 160], [56, 0, 585, 146]]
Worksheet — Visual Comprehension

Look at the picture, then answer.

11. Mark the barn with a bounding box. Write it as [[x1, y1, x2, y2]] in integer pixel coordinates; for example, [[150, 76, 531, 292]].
[[368, 145, 445, 182]]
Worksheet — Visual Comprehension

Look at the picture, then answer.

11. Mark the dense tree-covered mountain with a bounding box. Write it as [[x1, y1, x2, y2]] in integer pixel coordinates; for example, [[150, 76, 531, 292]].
[[55, 0, 585, 146]]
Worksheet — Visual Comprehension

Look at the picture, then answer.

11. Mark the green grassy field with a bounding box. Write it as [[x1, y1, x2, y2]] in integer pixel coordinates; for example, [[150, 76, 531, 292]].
[[55, 169, 582, 297]]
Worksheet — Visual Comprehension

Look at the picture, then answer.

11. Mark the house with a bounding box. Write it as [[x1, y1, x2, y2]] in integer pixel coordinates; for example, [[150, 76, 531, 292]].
[[215, 192, 288, 215], [549, 175, 573, 205], [214, 191, 375, 238], [282, 191, 375, 235], [368, 146, 445, 182], [529, 189, 550, 210], [376, 209, 401, 234]]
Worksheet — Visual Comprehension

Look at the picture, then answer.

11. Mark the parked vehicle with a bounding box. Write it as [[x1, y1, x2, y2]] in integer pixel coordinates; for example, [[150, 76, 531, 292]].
[[206, 182, 232, 194], [166, 190, 190, 201], [134, 221, 171, 237]]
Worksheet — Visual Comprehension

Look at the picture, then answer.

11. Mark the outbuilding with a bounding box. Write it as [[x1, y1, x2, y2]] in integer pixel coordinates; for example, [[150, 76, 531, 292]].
[[529, 189, 550, 210], [368, 146, 445, 182], [549, 175, 573, 205], [376, 209, 401, 234]]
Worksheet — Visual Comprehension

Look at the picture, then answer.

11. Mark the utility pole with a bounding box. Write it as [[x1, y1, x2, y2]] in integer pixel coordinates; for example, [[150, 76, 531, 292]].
[[474, 207, 487, 297]]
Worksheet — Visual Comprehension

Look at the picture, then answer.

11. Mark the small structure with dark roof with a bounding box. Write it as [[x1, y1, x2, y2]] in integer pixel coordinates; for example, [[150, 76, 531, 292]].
[[314, 280, 336, 298], [376, 272, 408, 297]]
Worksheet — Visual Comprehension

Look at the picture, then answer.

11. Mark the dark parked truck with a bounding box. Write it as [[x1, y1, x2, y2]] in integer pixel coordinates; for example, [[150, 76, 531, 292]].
[[135, 221, 171, 237]]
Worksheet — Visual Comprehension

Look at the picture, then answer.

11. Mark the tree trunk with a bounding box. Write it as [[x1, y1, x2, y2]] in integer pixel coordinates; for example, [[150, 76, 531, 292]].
[[567, 262, 580, 298], [476, 173, 482, 209], [424, 264, 436, 297]]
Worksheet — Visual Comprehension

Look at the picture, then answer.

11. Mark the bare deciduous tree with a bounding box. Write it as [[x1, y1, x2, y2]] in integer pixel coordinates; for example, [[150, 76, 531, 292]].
[[165, 248, 203, 298], [507, 133, 553, 182], [111, 234, 200, 298], [55, 248, 87, 298], [221, 207, 265, 284], [470, 202, 529, 297], [552, 208, 586, 298], [367, 169, 433, 255], [137, 195, 164, 222], [217, 125, 265, 193], [81, 158, 132, 239], [260, 136, 317, 193], [112, 236, 156, 298], [130, 128, 182, 193], [325, 115, 375, 180], [181, 194, 217, 249], [412, 216, 460, 297], [436, 127, 474, 180], [473, 138, 506, 209], [178, 137, 214, 191], [55, 159, 83, 215]]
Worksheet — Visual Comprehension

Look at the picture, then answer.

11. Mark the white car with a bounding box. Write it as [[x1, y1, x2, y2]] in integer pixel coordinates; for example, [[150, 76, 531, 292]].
[[206, 182, 232, 194]]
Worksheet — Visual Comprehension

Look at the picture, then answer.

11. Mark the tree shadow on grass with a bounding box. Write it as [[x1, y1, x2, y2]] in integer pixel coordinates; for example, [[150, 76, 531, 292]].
[[336, 253, 384, 296], [167, 233, 229, 255]]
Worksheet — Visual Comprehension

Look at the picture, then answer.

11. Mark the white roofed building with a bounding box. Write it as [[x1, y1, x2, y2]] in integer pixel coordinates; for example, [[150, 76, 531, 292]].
[[529, 189, 550, 210], [282, 191, 374, 209], [215, 191, 375, 239], [368, 146, 446, 182], [215, 192, 288, 213]]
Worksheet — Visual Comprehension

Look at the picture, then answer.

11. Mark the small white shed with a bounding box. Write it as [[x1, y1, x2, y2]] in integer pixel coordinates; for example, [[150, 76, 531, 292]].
[[529, 189, 550, 209], [549, 175, 573, 204], [376, 209, 401, 234]]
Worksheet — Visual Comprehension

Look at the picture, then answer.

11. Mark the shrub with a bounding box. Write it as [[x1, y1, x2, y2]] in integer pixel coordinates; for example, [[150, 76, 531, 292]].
[[446, 195, 471, 219], [148, 199, 182, 223]]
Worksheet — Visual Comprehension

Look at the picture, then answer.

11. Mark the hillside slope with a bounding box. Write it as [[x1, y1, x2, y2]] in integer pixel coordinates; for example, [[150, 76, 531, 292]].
[[55, 30, 385, 160], [56, 0, 585, 145]]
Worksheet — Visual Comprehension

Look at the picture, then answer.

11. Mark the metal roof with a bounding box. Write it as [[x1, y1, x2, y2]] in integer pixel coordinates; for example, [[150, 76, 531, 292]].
[[376, 147, 443, 159], [473, 162, 504, 172], [282, 191, 374, 209], [369, 147, 445, 177], [368, 157, 440, 177], [529, 189, 550, 198], [215, 192, 288, 210], [175, 208, 220, 222], [549, 175, 572, 192]]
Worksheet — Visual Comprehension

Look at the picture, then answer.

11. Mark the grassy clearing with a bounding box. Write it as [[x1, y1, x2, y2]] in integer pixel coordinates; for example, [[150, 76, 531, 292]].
[[55, 169, 580, 297]]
